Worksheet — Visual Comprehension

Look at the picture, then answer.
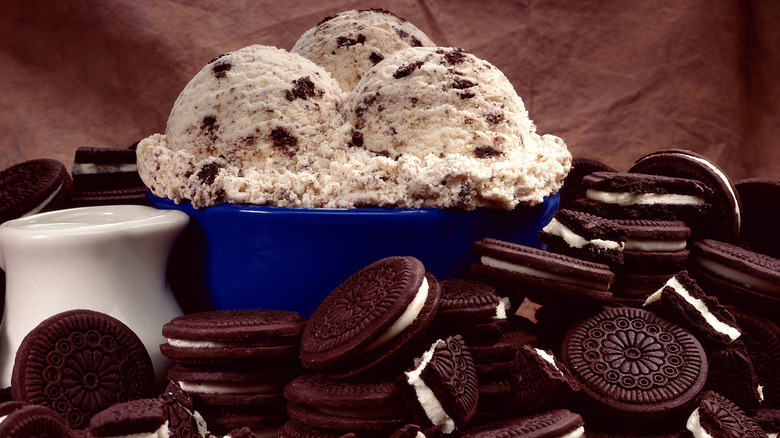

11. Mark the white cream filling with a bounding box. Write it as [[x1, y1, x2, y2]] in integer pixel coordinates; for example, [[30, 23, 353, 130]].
[[177, 380, 282, 394], [697, 257, 780, 295], [72, 162, 138, 174], [166, 338, 279, 348], [587, 189, 705, 206], [535, 348, 564, 376], [644, 277, 741, 342], [543, 218, 624, 250], [769, 434, 778, 438], [624, 238, 687, 252], [108, 421, 169, 438], [492, 296, 510, 320], [22, 182, 63, 217], [0, 414, 6, 424], [481, 256, 611, 291], [364, 277, 429, 351], [686, 408, 713, 438], [759, 384, 765, 402], [558, 425, 585, 438], [404, 340, 455, 434], [668, 152, 740, 234]]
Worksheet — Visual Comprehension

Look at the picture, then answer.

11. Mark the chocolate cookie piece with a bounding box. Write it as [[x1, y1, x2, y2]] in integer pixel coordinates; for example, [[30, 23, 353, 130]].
[[161, 381, 207, 438], [278, 420, 360, 438], [538, 209, 627, 266], [160, 309, 305, 366], [471, 238, 614, 305], [736, 177, 780, 258], [577, 171, 713, 223], [510, 345, 579, 414], [749, 408, 780, 436], [559, 157, 617, 210], [726, 305, 780, 408], [629, 149, 742, 242], [398, 335, 478, 434], [707, 341, 763, 410], [643, 271, 742, 347], [690, 239, 780, 312], [0, 158, 72, 223], [0, 402, 74, 438], [300, 257, 440, 378], [458, 409, 585, 438], [11, 309, 156, 430], [686, 391, 767, 437], [283, 373, 412, 433], [88, 398, 166, 437], [562, 307, 708, 421]]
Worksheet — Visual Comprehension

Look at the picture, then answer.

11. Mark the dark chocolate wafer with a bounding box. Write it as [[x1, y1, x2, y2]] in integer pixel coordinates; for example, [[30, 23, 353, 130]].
[[562, 307, 708, 421], [89, 398, 166, 437], [278, 420, 360, 438], [559, 157, 617, 210], [707, 341, 763, 410], [629, 149, 741, 242], [510, 345, 579, 414], [726, 305, 780, 408], [458, 409, 584, 438], [11, 309, 156, 430], [301, 257, 440, 378], [0, 158, 72, 223], [0, 402, 74, 438]]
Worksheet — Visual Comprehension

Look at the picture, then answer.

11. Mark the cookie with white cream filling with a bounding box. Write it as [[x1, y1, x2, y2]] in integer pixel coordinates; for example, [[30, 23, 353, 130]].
[[538, 209, 626, 266]]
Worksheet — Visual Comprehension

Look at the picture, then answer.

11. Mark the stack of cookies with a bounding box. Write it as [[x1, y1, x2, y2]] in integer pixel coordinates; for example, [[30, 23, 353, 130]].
[[159, 309, 307, 436], [68, 145, 149, 207]]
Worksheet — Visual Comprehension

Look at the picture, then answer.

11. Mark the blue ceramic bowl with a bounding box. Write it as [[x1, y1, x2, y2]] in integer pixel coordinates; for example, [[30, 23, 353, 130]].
[[149, 193, 559, 317]]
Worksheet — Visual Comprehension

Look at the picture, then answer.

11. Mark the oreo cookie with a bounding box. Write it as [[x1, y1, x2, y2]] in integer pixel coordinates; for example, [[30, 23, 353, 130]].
[[509, 345, 579, 414], [538, 209, 626, 266], [686, 391, 767, 437], [88, 398, 166, 437], [300, 256, 440, 378], [426, 279, 510, 344], [284, 374, 411, 434], [397, 335, 478, 434], [707, 341, 763, 410], [690, 239, 780, 311], [736, 177, 780, 258], [629, 149, 742, 242], [562, 307, 708, 422], [458, 409, 585, 438], [11, 309, 156, 430], [575, 171, 712, 223], [68, 146, 148, 207], [613, 218, 690, 273], [471, 238, 614, 305], [278, 420, 360, 438], [559, 157, 617, 210], [0, 158, 72, 223], [0, 401, 74, 437], [726, 305, 780, 408], [160, 309, 306, 366], [643, 271, 741, 347]]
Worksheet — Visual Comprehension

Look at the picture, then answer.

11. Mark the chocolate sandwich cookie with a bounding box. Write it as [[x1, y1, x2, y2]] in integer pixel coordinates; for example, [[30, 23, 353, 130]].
[[0, 158, 72, 223], [284, 374, 412, 432], [67, 186, 149, 207], [160, 309, 306, 366], [0, 401, 74, 438], [471, 238, 614, 305], [468, 327, 540, 381], [561, 307, 708, 422], [71, 147, 144, 191], [726, 305, 780, 408], [613, 219, 690, 272], [88, 398, 166, 437], [736, 177, 780, 258], [167, 366, 290, 410], [707, 341, 763, 409], [686, 391, 767, 437], [510, 345, 579, 414], [426, 279, 510, 344], [278, 420, 361, 438], [538, 209, 627, 266], [643, 271, 742, 347], [558, 157, 616, 210], [11, 309, 156, 430], [690, 239, 780, 311], [458, 409, 585, 438], [629, 149, 742, 242], [389, 424, 442, 438], [397, 335, 478, 435], [575, 171, 713, 223], [300, 256, 440, 378]]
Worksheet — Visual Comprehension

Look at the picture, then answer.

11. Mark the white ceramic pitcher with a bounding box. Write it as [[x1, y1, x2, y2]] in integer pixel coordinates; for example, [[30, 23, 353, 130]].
[[0, 205, 189, 387]]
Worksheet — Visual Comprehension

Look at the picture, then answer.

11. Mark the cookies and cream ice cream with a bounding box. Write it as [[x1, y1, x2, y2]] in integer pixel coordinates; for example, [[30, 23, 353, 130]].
[[137, 15, 570, 210], [292, 9, 436, 92]]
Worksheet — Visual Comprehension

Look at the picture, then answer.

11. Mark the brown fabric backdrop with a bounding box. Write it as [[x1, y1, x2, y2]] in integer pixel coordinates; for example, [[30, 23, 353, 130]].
[[1, 0, 778, 182]]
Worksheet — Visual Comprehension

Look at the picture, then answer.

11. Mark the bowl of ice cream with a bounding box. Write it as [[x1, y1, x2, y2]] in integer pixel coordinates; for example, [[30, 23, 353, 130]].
[[136, 19, 571, 316]]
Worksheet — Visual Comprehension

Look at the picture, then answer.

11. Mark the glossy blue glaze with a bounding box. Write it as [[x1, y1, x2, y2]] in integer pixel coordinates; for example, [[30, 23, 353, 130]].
[[148, 192, 559, 317]]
